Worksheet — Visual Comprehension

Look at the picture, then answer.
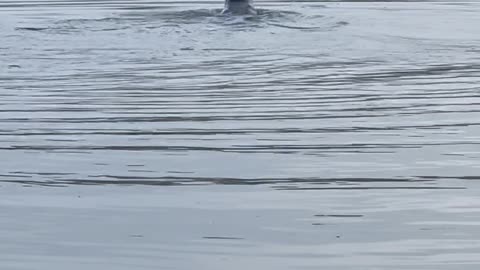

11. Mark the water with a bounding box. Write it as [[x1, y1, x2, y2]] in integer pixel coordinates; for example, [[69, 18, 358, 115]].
[[1, 0, 480, 269]]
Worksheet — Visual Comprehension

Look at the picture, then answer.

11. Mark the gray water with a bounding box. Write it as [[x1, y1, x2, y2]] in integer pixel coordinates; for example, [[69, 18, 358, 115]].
[[1, 0, 480, 269]]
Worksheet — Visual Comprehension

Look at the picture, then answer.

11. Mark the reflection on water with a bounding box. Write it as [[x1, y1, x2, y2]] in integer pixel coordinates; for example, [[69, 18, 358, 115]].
[[1, 0, 480, 269]]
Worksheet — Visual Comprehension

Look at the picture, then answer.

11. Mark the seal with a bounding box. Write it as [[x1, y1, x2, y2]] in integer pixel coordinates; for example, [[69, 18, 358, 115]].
[[222, 0, 257, 15]]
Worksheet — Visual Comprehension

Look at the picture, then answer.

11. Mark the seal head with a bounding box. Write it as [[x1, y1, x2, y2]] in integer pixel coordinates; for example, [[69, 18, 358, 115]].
[[222, 0, 257, 15]]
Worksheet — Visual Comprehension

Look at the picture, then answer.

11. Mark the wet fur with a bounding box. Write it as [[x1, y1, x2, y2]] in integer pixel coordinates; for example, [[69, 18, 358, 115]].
[[222, 0, 257, 15]]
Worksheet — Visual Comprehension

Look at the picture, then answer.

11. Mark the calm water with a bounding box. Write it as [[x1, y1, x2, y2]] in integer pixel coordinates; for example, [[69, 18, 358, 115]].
[[1, 0, 480, 269]]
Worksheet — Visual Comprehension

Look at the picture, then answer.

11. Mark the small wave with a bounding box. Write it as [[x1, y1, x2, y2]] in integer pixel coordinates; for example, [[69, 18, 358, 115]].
[[15, 17, 132, 34], [0, 173, 468, 189], [16, 7, 346, 34], [15, 26, 49, 31]]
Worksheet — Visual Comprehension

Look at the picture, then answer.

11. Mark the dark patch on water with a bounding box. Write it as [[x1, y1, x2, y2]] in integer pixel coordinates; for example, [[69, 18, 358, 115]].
[[314, 214, 364, 218], [15, 27, 49, 31]]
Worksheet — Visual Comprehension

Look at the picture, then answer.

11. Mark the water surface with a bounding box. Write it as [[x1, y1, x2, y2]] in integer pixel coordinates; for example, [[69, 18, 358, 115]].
[[1, 0, 480, 269]]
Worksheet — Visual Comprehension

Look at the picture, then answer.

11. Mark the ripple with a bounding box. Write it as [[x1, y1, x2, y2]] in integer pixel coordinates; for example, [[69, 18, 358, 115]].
[[2, 2, 480, 268]]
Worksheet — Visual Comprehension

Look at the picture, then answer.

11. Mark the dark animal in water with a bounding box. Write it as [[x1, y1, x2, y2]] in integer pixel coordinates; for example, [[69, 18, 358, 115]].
[[222, 0, 257, 15]]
